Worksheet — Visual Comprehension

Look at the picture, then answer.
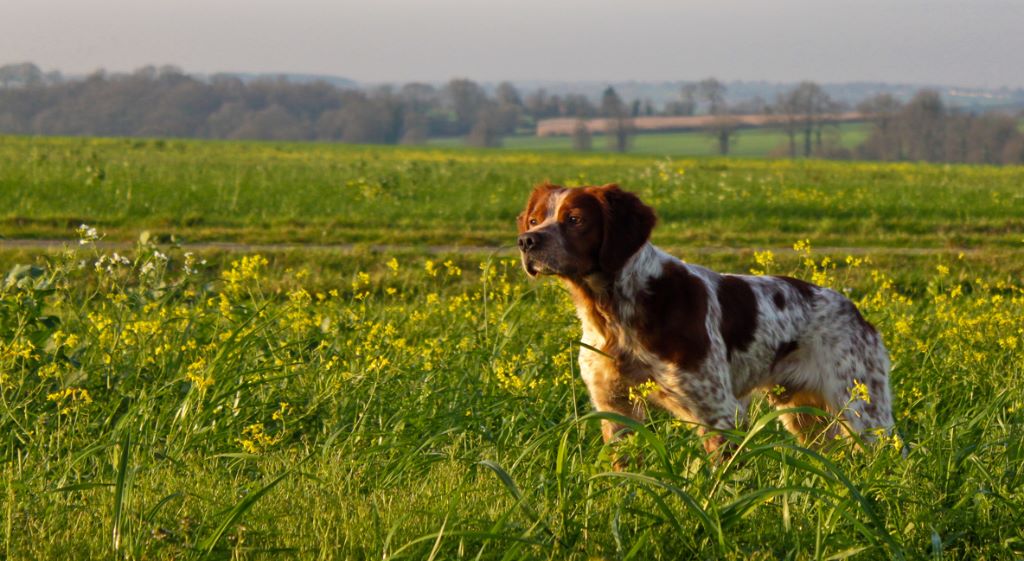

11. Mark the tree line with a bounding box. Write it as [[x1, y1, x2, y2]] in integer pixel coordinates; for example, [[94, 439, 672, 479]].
[[1, 63, 1021, 164], [0, 64, 600, 146], [856, 91, 1024, 164]]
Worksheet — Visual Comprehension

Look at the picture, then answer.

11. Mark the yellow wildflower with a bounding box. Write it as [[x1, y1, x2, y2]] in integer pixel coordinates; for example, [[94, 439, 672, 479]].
[[850, 380, 871, 404]]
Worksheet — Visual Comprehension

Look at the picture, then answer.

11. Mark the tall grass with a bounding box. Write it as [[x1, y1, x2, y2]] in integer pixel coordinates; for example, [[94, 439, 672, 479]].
[[2, 229, 1022, 559]]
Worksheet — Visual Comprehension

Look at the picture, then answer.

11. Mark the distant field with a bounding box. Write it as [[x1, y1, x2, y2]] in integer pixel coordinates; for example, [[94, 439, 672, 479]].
[[2, 133, 1021, 249], [2, 136, 1024, 559], [428, 123, 871, 157]]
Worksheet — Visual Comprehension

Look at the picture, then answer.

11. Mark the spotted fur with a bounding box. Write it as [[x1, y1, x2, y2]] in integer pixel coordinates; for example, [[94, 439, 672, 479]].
[[517, 183, 897, 453]]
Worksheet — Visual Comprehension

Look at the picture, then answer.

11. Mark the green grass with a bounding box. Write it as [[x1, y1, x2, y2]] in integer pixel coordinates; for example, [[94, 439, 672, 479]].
[[2, 135, 1023, 249], [428, 123, 871, 157], [2, 135, 1024, 559]]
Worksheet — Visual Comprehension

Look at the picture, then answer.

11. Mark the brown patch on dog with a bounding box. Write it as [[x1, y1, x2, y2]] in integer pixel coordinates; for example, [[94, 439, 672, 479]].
[[636, 261, 710, 371], [771, 340, 799, 371], [773, 291, 786, 310], [555, 188, 606, 276], [588, 184, 656, 274], [517, 182, 562, 234], [775, 275, 818, 300], [717, 276, 759, 360]]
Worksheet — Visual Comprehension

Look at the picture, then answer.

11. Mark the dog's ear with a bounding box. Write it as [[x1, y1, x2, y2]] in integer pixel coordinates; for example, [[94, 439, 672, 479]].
[[518, 182, 561, 233], [595, 184, 656, 273]]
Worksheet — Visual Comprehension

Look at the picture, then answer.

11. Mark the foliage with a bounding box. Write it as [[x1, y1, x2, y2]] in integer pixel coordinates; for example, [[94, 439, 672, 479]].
[[2, 139, 1024, 559]]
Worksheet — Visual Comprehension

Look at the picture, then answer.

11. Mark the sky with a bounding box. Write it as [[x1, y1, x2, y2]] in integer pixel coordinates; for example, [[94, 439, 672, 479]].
[[3, 0, 1023, 88]]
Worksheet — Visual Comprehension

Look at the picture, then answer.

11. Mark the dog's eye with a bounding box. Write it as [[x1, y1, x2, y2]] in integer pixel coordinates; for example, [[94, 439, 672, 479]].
[[529, 218, 538, 226], [567, 215, 581, 225]]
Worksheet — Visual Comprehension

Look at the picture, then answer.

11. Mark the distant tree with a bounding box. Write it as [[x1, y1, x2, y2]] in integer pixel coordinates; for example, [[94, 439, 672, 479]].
[[545, 94, 564, 117], [493, 81, 523, 132], [600, 86, 633, 152], [665, 83, 697, 116], [698, 77, 726, 114], [443, 78, 488, 134], [772, 82, 837, 157], [210, 73, 246, 98], [943, 109, 973, 162], [696, 78, 736, 155], [561, 94, 596, 118], [774, 91, 801, 158], [208, 101, 250, 138], [571, 120, 592, 151], [495, 82, 522, 107], [399, 82, 438, 111], [857, 93, 904, 160], [854, 88, 1024, 164], [729, 96, 767, 115], [466, 105, 504, 147], [601, 86, 624, 118], [708, 115, 739, 156], [230, 104, 309, 140], [965, 113, 1022, 164], [902, 90, 946, 162], [0, 62, 44, 88], [791, 82, 836, 156], [399, 112, 428, 145], [1000, 134, 1024, 165], [524, 88, 550, 120], [157, 65, 184, 78], [140, 80, 220, 137], [607, 116, 634, 153]]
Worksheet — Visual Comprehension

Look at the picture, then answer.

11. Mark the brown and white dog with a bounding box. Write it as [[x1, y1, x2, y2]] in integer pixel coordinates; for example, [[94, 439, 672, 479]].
[[516, 183, 896, 454]]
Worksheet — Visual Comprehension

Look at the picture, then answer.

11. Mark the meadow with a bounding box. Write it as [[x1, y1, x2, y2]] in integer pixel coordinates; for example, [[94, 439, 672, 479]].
[[1, 135, 1024, 560], [427, 123, 871, 158]]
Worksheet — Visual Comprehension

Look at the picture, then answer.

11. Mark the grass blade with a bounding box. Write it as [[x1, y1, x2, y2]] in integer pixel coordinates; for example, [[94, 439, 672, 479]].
[[111, 432, 131, 553], [197, 463, 298, 557]]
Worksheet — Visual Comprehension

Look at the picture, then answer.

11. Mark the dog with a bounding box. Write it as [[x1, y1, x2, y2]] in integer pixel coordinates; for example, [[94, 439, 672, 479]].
[[516, 183, 897, 454]]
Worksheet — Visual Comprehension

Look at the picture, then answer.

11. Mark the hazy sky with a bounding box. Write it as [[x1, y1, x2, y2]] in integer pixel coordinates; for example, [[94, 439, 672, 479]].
[[4, 0, 1023, 87]]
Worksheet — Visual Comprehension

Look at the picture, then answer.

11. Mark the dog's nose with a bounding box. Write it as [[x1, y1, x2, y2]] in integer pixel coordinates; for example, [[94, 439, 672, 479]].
[[518, 232, 540, 252]]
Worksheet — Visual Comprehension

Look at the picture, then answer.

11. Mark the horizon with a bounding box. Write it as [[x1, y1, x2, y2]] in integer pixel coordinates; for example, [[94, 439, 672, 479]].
[[13, 62, 1021, 94]]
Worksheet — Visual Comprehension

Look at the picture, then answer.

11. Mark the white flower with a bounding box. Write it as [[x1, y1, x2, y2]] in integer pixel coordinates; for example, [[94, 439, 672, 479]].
[[77, 224, 100, 244], [183, 252, 205, 275]]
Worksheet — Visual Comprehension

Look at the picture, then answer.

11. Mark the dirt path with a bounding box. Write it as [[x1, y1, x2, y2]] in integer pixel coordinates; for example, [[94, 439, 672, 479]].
[[0, 238, 1014, 256]]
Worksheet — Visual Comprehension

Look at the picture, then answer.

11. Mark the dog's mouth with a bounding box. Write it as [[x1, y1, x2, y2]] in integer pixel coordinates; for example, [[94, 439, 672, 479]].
[[521, 254, 546, 278]]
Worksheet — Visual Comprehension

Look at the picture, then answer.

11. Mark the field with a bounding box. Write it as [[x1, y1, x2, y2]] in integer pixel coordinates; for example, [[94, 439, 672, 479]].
[[2, 135, 1024, 560], [427, 123, 871, 158]]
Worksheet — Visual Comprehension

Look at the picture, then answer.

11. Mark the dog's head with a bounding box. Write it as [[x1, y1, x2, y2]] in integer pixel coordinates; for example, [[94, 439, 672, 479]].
[[516, 183, 656, 279]]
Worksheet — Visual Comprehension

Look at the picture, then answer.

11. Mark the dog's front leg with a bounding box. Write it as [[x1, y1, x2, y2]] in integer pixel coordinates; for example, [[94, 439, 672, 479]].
[[579, 350, 646, 468]]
